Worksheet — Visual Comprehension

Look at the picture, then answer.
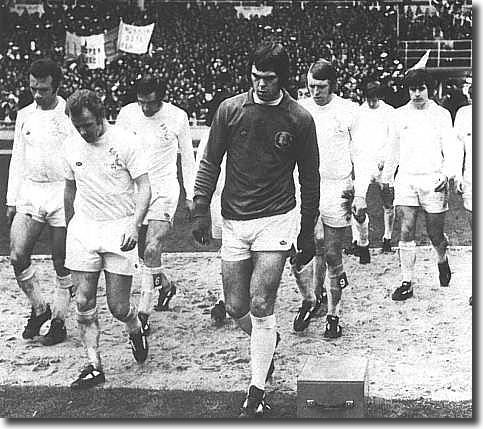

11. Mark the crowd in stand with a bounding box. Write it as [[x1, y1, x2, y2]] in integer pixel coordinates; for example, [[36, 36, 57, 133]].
[[0, 0, 472, 122]]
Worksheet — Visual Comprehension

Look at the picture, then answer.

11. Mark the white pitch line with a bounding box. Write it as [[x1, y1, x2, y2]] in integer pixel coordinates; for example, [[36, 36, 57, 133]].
[[0, 246, 472, 263]]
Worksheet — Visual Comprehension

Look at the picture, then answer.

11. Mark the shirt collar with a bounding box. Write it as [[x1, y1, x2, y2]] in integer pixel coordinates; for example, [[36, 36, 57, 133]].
[[243, 89, 291, 110]]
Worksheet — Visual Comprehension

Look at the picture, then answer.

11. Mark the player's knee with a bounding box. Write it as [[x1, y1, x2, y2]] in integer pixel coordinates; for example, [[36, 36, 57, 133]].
[[144, 235, 163, 264], [400, 223, 414, 241], [75, 293, 95, 313], [143, 243, 158, 265], [326, 249, 341, 268], [225, 301, 248, 319], [250, 295, 271, 318], [429, 230, 447, 248], [314, 236, 325, 255], [108, 301, 130, 321], [9, 250, 30, 273]]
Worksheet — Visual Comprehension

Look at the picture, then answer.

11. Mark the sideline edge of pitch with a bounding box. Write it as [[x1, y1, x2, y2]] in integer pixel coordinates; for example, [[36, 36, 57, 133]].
[[0, 246, 472, 263]]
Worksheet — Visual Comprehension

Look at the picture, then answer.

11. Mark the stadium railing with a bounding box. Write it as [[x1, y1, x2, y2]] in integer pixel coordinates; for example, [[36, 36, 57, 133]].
[[0, 122, 210, 154], [398, 39, 472, 70]]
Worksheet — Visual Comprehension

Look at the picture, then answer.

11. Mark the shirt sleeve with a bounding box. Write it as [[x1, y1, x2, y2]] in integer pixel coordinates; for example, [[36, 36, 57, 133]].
[[116, 107, 128, 129], [381, 110, 400, 184], [62, 140, 75, 181], [440, 107, 459, 179], [6, 109, 26, 206], [349, 104, 372, 197], [124, 133, 149, 179], [453, 108, 466, 179], [193, 101, 228, 205], [177, 111, 196, 200], [296, 115, 320, 229]]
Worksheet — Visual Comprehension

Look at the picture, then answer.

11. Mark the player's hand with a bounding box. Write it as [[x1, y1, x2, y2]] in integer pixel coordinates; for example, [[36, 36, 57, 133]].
[[452, 176, 464, 195], [379, 182, 395, 201], [296, 231, 315, 268], [341, 187, 355, 222], [192, 201, 211, 246], [434, 175, 448, 192], [351, 196, 367, 223], [6, 206, 16, 227], [120, 222, 138, 252]]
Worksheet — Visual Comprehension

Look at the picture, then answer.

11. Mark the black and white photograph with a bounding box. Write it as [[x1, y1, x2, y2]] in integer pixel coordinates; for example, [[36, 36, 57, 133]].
[[0, 0, 472, 419]]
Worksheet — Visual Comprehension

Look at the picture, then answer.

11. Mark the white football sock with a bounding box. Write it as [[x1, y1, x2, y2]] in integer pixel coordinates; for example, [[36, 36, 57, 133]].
[[77, 307, 101, 369], [250, 314, 277, 391], [399, 241, 416, 283], [383, 207, 395, 240]]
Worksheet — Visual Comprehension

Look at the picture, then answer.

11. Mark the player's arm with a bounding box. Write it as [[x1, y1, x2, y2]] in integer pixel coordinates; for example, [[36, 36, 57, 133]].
[[349, 106, 368, 222], [6, 110, 26, 226], [120, 133, 152, 250], [64, 179, 77, 227], [452, 108, 465, 194], [296, 116, 320, 265], [121, 173, 151, 252], [192, 101, 228, 245], [436, 108, 458, 192], [381, 110, 400, 186], [178, 111, 196, 211]]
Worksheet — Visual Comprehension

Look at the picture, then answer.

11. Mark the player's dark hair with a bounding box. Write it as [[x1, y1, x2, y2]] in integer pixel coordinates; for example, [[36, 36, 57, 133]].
[[404, 69, 435, 94], [136, 76, 167, 100], [364, 79, 382, 99], [250, 41, 290, 88], [307, 59, 337, 92], [29, 58, 63, 92], [65, 89, 105, 123]]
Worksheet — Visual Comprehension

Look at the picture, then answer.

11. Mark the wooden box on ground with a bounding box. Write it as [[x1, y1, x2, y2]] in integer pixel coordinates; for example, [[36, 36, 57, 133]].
[[297, 356, 369, 419]]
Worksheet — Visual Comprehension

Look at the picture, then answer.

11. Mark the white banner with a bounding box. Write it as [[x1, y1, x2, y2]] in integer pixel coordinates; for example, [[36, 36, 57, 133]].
[[104, 26, 120, 64], [117, 20, 154, 55], [80, 33, 106, 69], [234, 6, 273, 19], [10, 1, 44, 16], [65, 31, 83, 59]]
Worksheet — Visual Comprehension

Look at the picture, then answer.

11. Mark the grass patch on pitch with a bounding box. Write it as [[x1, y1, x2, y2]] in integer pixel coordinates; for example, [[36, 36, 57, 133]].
[[0, 385, 472, 419]]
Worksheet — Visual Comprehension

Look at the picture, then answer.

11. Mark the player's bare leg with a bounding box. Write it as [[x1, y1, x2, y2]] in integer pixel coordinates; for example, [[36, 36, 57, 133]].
[[223, 258, 252, 334], [351, 213, 370, 263], [138, 220, 173, 333], [105, 271, 148, 363], [392, 206, 418, 301], [380, 185, 395, 253], [41, 226, 74, 345], [293, 219, 325, 332], [71, 270, 104, 389], [238, 251, 285, 418], [324, 225, 347, 338], [426, 212, 451, 287], [10, 214, 51, 339]]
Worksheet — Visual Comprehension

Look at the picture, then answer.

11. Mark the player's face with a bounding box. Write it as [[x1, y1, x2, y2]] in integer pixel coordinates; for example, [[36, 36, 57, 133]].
[[138, 91, 162, 117], [70, 108, 103, 144], [409, 84, 429, 107], [94, 86, 105, 100], [251, 65, 281, 102], [29, 74, 56, 109], [367, 96, 379, 109], [307, 74, 332, 106]]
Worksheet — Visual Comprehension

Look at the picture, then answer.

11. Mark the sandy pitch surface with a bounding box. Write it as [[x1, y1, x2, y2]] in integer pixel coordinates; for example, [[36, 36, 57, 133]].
[[0, 247, 472, 401]]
